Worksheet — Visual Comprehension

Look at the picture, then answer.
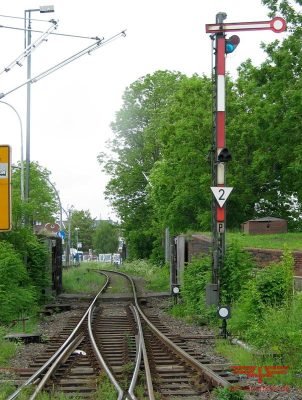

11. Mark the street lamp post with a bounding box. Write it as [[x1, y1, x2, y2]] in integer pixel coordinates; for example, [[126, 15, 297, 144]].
[[75, 227, 79, 252], [24, 5, 54, 205], [0, 101, 24, 200]]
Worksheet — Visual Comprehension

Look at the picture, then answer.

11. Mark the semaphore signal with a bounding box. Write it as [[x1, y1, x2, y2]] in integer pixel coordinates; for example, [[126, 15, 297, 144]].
[[205, 12, 287, 308]]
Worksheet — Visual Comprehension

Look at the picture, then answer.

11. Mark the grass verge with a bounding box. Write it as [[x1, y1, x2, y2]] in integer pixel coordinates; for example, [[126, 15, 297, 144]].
[[216, 339, 302, 387], [120, 260, 170, 292], [62, 263, 106, 293]]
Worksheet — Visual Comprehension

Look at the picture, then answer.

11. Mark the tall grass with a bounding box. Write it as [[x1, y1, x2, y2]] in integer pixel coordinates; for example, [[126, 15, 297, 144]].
[[62, 263, 106, 293], [0, 327, 19, 366], [120, 260, 170, 292], [227, 232, 302, 250], [200, 231, 302, 250], [0, 385, 83, 400]]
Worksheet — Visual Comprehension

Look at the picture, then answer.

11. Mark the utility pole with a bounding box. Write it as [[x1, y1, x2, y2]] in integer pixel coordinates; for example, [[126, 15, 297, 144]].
[[205, 13, 286, 306], [66, 209, 72, 267], [24, 6, 55, 208]]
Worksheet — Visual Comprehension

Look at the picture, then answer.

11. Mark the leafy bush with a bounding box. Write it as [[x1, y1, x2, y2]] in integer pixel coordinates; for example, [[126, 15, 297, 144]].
[[0, 241, 37, 323], [229, 250, 294, 335], [213, 387, 245, 400], [169, 256, 216, 324], [220, 242, 254, 304], [0, 327, 19, 365], [246, 293, 302, 371], [228, 251, 302, 371], [2, 228, 50, 301], [181, 256, 211, 315], [27, 236, 50, 300], [121, 259, 170, 292], [253, 251, 293, 307]]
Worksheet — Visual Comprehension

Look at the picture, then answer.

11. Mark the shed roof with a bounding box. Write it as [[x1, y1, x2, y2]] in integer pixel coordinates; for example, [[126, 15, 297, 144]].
[[244, 217, 286, 223]]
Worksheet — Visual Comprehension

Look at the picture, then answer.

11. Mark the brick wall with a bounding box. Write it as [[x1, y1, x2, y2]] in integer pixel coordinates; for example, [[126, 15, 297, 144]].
[[246, 248, 302, 277], [188, 235, 212, 261], [186, 236, 302, 277]]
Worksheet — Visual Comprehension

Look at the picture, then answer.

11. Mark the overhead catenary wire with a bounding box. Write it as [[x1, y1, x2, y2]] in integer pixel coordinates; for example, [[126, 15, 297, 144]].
[[0, 29, 127, 99], [0, 13, 53, 23], [0, 20, 58, 76], [0, 23, 102, 40]]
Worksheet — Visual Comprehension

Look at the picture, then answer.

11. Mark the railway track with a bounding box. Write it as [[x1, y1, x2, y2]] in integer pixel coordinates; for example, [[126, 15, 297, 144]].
[[8, 269, 238, 399]]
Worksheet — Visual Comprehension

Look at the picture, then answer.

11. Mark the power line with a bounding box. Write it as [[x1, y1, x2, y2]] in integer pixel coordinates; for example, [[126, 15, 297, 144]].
[[0, 23, 101, 40], [0, 30, 127, 99], [0, 13, 53, 23], [0, 20, 58, 76]]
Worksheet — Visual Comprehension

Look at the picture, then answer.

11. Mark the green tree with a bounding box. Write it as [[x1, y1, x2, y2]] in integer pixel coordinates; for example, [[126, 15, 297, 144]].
[[0, 241, 38, 323], [227, 24, 302, 228], [99, 70, 187, 259], [12, 162, 59, 227], [92, 220, 119, 254], [70, 209, 95, 252], [262, 0, 302, 27], [149, 74, 212, 235], [2, 228, 50, 301]]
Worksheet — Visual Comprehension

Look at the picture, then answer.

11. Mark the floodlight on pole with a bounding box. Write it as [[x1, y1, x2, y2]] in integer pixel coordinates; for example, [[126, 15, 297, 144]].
[[24, 5, 55, 211]]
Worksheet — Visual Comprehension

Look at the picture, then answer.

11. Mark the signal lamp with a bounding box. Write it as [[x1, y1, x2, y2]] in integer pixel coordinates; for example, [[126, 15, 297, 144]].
[[217, 147, 232, 162], [172, 284, 180, 295], [218, 305, 231, 339], [225, 35, 240, 54], [218, 305, 231, 319]]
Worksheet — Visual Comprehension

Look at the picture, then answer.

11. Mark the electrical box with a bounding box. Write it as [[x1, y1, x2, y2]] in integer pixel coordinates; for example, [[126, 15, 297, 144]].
[[206, 283, 219, 306]]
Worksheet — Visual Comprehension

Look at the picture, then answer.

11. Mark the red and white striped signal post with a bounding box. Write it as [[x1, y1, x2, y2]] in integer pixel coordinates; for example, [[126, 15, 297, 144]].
[[205, 13, 286, 306]]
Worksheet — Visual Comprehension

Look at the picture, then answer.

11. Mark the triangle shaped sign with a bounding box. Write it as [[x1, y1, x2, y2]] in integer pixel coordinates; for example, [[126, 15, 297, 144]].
[[211, 187, 233, 207]]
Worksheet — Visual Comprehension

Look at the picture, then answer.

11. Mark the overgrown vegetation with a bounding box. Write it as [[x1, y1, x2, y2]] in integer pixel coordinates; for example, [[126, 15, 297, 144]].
[[120, 259, 170, 292], [219, 243, 255, 304], [227, 232, 302, 251], [213, 387, 245, 400], [0, 327, 19, 366], [62, 263, 106, 293], [94, 371, 116, 400], [0, 383, 83, 400], [170, 256, 213, 324], [168, 242, 302, 381], [2, 1, 302, 396], [99, 0, 302, 258], [218, 249, 302, 377], [0, 240, 38, 323], [170, 244, 254, 325]]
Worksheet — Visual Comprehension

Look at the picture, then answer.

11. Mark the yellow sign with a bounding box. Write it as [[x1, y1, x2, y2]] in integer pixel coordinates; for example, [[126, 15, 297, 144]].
[[0, 145, 11, 231]]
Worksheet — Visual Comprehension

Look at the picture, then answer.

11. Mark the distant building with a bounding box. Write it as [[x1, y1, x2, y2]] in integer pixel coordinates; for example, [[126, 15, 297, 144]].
[[242, 217, 287, 235]]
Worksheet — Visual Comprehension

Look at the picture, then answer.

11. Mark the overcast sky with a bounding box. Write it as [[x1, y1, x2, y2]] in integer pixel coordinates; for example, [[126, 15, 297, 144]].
[[0, 0, 288, 221]]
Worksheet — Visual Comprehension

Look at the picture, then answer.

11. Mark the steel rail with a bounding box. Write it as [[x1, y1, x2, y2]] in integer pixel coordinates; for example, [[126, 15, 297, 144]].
[[137, 303, 231, 388], [6, 271, 110, 400], [87, 295, 124, 400], [93, 269, 154, 400], [29, 334, 84, 399], [127, 305, 143, 400], [106, 269, 231, 389]]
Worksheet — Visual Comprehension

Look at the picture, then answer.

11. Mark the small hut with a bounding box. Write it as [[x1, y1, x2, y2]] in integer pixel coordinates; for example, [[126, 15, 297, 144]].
[[242, 217, 287, 235]]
